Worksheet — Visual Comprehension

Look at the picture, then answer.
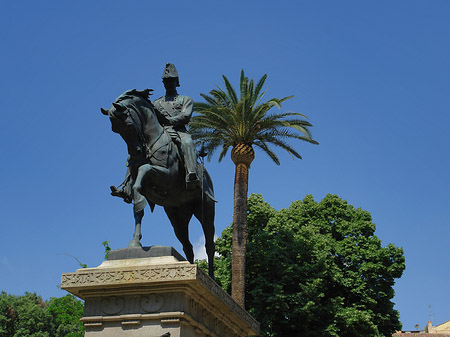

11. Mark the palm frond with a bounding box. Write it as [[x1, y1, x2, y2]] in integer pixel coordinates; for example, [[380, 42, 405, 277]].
[[194, 102, 215, 110], [240, 70, 249, 101], [248, 79, 255, 103], [253, 140, 280, 165], [198, 93, 220, 107], [190, 69, 318, 164], [254, 74, 267, 99], [210, 88, 234, 108], [218, 144, 231, 162], [203, 139, 223, 161], [255, 129, 315, 145], [222, 75, 238, 107], [258, 134, 303, 159]]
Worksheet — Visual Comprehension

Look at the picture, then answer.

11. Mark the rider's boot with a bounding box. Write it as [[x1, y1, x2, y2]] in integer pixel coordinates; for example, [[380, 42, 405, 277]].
[[110, 185, 132, 204], [180, 139, 200, 190]]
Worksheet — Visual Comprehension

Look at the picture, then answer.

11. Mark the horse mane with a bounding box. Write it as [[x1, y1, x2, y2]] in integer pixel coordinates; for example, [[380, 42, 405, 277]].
[[114, 89, 156, 128], [115, 89, 153, 105]]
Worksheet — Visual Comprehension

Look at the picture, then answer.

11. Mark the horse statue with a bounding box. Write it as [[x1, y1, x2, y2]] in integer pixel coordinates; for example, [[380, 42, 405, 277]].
[[101, 89, 215, 278]]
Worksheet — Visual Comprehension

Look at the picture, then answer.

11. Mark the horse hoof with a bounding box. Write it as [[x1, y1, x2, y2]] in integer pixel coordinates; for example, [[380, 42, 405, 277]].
[[128, 239, 142, 248]]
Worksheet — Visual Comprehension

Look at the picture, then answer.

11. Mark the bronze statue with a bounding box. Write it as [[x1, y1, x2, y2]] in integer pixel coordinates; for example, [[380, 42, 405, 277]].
[[111, 64, 199, 199], [101, 64, 215, 277]]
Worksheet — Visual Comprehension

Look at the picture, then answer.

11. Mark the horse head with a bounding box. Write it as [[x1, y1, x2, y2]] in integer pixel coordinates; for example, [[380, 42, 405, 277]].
[[102, 89, 167, 163], [101, 100, 146, 159]]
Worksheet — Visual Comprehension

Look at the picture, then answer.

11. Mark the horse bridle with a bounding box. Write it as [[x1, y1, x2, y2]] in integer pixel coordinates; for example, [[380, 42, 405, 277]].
[[126, 106, 168, 161]]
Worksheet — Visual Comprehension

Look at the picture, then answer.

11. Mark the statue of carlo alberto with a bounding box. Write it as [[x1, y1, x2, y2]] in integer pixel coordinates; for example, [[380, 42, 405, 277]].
[[110, 63, 200, 203]]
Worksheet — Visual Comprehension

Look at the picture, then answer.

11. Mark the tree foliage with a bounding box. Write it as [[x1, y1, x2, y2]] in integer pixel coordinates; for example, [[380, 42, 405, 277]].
[[47, 295, 84, 337], [0, 292, 84, 337], [205, 194, 405, 337]]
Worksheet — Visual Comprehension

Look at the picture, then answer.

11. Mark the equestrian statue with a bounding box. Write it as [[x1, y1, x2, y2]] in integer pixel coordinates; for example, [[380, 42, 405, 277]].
[[101, 63, 215, 277]]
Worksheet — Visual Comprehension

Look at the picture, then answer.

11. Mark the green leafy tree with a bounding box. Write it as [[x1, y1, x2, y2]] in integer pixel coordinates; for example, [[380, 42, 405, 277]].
[[190, 70, 318, 306], [0, 292, 54, 337], [0, 292, 16, 336], [0, 292, 84, 337], [208, 194, 405, 337], [47, 294, 84, 337]]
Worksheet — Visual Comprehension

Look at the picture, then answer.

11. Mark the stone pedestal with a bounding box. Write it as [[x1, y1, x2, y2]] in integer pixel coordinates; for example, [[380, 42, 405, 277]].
[[61, 247, 259, 337]]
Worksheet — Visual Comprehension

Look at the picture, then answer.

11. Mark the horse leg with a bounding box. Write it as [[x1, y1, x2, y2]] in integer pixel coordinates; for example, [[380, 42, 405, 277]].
[[164, 206, 194, 263], [133, 164, 171, 212], [130, 164, 172, 248], [132, 164, 151, 212], [129, 209, 144, 247], [194, 196, 216, 279], [128, 165, 148, 247]]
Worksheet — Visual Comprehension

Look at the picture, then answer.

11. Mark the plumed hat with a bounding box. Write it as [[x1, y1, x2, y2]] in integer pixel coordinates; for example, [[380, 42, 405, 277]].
[[162, 63, 180, 86]]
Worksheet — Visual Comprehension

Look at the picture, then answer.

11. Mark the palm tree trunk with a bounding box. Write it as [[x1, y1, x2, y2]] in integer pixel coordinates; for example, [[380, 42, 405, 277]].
[[231, 161, 249, 308]]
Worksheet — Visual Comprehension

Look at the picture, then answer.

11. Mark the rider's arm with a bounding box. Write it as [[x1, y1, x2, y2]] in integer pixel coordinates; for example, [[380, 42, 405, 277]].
[[153, 98, 171, 125], [169, 96, 193, 127]]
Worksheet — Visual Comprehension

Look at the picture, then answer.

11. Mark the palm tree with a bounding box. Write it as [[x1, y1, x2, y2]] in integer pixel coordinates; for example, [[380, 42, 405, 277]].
[[190, 70, 318, 308]]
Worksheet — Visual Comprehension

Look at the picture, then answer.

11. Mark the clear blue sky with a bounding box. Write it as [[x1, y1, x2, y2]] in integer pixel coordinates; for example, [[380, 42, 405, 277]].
[[1, 1, 449, 331]]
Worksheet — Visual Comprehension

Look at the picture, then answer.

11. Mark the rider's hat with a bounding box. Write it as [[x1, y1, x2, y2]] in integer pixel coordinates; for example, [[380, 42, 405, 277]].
[[162, 63, 180, 87]]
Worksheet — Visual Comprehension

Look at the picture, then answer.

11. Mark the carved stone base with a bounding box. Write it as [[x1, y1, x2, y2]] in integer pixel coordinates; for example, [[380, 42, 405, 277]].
[[61, 249, 259, 337]]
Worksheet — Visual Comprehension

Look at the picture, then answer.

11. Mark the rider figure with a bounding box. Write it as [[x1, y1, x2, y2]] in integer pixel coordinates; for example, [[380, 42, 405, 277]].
[[153, 63, 199, 189], [111, 63, 199, 203]]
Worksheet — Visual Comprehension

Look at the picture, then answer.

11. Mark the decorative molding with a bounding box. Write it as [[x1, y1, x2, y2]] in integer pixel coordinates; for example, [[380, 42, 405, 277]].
[[83, 321, 102, 327], [101, 296, 125, 315], [61, 265, 197, 288], [140, 294, 164, 313], [121, 319, 140, 326]]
